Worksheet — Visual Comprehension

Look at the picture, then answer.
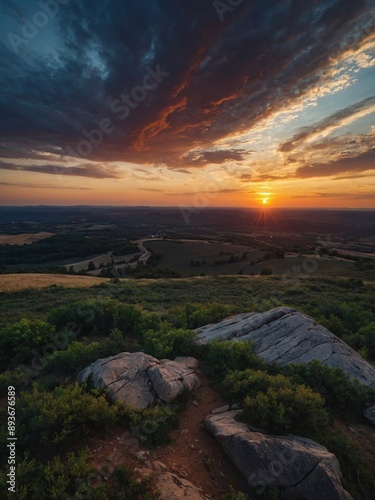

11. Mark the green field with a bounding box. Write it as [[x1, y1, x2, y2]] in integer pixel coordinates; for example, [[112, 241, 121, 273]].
[[143, 239, 358, 277], [145, 239, 264, 275], [1, 274, 375, 498]]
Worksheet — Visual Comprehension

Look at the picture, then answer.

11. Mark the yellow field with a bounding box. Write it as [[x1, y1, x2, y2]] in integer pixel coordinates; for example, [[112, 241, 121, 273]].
[[0, 274, 109, 292], [0, 232, 55, 245]]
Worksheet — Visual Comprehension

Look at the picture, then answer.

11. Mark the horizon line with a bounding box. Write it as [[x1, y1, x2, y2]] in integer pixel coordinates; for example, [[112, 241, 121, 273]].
[[0, 205, 375, 211]]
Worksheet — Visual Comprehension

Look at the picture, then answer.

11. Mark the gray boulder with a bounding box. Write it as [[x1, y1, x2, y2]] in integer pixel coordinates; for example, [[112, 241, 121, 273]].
[[204, 410, 352, 500], [364, 404, 375, 426], [77, 352, 200, 409], [196, 307, 375, 387]]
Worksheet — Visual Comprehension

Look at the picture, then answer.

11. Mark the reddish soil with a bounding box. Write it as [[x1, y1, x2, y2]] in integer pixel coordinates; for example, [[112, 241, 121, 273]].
[[87, 373, 250, 498], [85, 376, 375, 498]]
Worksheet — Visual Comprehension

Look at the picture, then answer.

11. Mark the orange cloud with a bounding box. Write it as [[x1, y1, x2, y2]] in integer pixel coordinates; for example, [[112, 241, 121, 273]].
[[134, 97, 187, 150]]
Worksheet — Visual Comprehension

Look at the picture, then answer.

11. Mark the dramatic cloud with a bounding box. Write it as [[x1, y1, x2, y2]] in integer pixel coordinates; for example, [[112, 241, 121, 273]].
[[279, 97, 375, 152], [0, 161, 121, 178], [180, 149, 250, 167], [0, 0, 374, 207], [0, 181, 91, 190], [0, 0, 373, 171], [296, 150, 375, 178]]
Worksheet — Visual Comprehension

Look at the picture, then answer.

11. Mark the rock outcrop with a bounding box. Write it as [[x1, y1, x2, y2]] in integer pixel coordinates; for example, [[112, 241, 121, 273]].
[[204, 410, 352, 500], [155, 472, 204, 500], [77, 352, 200, 409], [196, 307, 375, 387], [364, 404, 375, 426]]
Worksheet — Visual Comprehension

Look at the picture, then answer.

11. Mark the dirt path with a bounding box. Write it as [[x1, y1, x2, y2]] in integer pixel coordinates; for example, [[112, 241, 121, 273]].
[[88, 374, 249, 498]]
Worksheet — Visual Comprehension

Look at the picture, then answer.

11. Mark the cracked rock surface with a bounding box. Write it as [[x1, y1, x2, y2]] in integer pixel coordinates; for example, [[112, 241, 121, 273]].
[[364, 405, 375, 426], [196, 307, 375, 387], [77, 352, 201, 409], [204, 410, 352, 500], [154, 472, 204, 500]]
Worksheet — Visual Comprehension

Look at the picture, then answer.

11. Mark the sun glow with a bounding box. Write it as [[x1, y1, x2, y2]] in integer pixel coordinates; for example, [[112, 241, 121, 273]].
[[257, 191, 273, 206]]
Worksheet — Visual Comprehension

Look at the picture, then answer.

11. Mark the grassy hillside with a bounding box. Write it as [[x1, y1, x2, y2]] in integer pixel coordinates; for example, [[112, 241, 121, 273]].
[[0, 274, 375, 498]]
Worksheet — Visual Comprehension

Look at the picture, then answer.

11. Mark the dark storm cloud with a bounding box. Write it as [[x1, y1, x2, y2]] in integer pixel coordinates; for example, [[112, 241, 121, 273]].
[[296, 150, 375, 178], [0, 161, 121, 178], [0, 0, 372, 172]]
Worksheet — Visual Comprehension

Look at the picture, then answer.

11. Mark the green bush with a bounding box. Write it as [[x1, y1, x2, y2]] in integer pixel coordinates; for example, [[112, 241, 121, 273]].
[[17, 383, 119, 447], [222, 485, 247, 500], [127, 405, 179, 448], [0, 368, 27, 396], [142, 325, 197, 359], [47, 299, 143, 338], [135, 311, 163, 334], [165, 303, 238, 329], [44, 328, 142, 376], [0, 319, 56, 370], [0, 450, 155, 500], [44, 341, 102, 375], [355, 322, 375, 359], [97, 465, 156, 499], [321, 432, 375, 500], [0, 449, 94, 500], [241, 384, 329, 436], [223, 370, 292, 403], [203, 341, 269, 380], [281, 360, 375, 419]]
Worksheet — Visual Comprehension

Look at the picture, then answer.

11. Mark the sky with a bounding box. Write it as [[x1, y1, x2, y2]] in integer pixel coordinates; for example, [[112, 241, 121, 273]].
[[0, 0, 374, 208]]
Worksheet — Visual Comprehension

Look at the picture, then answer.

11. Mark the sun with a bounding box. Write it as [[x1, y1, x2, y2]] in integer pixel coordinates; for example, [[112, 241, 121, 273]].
[[257, 190, 273, 207]]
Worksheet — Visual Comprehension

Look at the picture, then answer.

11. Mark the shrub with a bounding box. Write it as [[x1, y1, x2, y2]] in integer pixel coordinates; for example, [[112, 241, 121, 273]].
[[47, 299, 143, 338], [241, 384, 329, 436], [164, 303, 238, 329], [321, 432, 375, 499], [0, 368, 27, 396], [203, 341, 268, 380], [0, 449, 94, 500], [98, 465, 155, 499], [223, 486, 247, 500], [127, 405, 179, 448], [142, 325, 197, 359], [44, 341, 102, 375], [135, 312, 163, 334], [0, 450, 155, 500], [281, 360, 375, 419], [0, 319, 56, 370], [223, 370, 292, 403], [17, 383, 119, 447], [355, 322, 375, 359]]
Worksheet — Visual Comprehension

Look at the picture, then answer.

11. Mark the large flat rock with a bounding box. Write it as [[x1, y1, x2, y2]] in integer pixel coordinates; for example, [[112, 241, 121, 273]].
[[77, 352, 200, 409], [196, 307, 375, 387], [204, 410, 352, 500]]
